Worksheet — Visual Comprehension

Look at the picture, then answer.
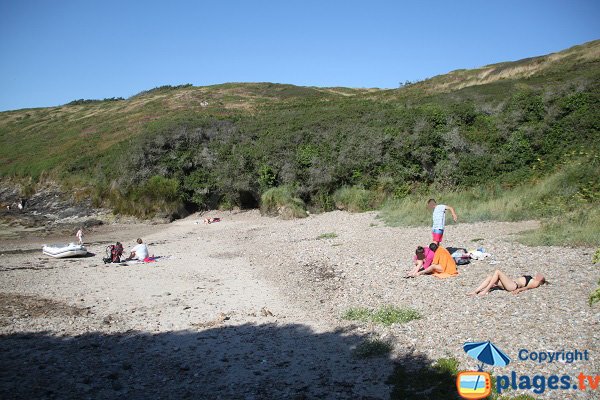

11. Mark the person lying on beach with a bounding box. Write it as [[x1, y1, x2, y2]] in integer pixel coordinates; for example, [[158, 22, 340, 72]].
[[468, 270, 546, 296], [407, 245, 435, 277], [409, 243, 458, 278], [127, 238, 149, 261], [204, 217, 221, 224]]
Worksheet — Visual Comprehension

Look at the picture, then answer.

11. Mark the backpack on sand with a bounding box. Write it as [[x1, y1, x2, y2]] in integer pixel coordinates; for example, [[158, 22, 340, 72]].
[[103, 242, 124, 264]]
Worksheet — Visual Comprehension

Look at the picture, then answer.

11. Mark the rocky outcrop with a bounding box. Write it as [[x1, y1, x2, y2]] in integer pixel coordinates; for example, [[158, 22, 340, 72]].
[[0, 183, 105, 237]]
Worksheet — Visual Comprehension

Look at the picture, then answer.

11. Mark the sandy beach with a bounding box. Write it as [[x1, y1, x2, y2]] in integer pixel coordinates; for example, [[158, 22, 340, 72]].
[[0, 210, 598, 399]]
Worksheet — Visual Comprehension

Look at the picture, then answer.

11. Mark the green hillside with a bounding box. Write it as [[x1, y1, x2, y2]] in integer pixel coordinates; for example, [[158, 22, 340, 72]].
[[1, 40, 599, 245]]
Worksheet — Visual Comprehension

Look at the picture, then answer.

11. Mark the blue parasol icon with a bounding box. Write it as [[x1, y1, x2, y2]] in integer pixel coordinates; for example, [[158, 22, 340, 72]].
[[464, 341, 511, 370], [463, 340, 510, 370], [463, 341, 511, 395]]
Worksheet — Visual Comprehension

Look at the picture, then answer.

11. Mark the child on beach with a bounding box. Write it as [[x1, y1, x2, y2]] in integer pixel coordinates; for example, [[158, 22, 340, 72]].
[[76, 227, 84, 245], [427, 199, 457, 244], [407, 245, 435, 277]]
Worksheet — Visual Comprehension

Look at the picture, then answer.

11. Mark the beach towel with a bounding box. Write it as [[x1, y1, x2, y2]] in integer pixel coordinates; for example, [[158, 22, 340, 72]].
[[432, 246, 458, 278], [115, 256, 164, 266]]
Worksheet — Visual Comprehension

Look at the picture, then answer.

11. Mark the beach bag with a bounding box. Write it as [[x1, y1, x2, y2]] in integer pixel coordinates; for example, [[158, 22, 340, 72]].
[[455, 256, 471, 265], [103, 242, 124, 264], [450, 248, 471, 266]]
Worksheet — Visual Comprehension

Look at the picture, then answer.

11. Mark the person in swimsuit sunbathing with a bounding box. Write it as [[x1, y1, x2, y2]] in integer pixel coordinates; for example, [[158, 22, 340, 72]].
[[468, 269, 546, 296]]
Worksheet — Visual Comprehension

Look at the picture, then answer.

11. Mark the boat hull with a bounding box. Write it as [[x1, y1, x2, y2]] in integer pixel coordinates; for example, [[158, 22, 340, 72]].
[[42, 243, 88, 258]]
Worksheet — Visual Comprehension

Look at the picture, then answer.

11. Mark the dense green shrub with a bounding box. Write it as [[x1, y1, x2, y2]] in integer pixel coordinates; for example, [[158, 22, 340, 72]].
[[107, 175, 183, 218], [131, 84, 193, 98], [260, 186, 307, 219], [66, 97, 124, 105], [333, 186, 378, 212]]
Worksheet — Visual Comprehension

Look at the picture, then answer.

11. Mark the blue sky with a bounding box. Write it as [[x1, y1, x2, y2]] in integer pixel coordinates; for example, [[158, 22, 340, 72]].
[[0, 0, 598, 111]]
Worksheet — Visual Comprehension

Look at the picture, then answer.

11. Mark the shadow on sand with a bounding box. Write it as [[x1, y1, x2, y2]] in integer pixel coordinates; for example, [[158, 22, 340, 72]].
[[0, 322, 460, 400]]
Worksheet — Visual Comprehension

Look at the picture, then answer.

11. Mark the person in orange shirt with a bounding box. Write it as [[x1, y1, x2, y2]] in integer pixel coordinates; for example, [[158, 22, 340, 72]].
[[412, 243, 458, 278]]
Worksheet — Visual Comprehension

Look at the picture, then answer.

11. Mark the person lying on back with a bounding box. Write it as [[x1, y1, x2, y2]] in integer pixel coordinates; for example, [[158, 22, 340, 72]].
[[468, 270, 546, 296]]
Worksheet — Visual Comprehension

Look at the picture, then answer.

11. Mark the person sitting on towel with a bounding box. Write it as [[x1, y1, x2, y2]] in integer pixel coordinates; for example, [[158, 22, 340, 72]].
[[411, 243, 458, 278], [407, 245, 435, 277], [127, 238, 149, 261]]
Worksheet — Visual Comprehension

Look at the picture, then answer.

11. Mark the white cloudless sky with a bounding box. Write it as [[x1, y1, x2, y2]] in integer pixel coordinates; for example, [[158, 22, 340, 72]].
[[0, 0, 598, 111]]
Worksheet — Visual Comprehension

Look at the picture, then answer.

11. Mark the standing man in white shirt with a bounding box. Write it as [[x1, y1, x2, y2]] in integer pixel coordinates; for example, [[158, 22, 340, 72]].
[[427, 199, 457, 245]]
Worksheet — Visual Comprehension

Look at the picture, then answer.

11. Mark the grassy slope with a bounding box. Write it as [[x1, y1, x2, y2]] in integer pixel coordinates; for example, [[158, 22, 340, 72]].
[[2, 40, 597, 179], [0, 83, 356, 178], [402, 39, 600, 94]]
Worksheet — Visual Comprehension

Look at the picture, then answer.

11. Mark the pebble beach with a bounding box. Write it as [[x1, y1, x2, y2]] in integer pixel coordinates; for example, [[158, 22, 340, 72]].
[[0, 210, 598, 399]]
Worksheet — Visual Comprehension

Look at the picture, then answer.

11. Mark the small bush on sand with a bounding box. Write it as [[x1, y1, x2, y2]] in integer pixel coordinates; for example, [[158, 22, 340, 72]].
[[387, 357, 459, 399], [590, 279, 600, 306], [342, 307, 372, 322], [342, 306, 421, 326], [260, 186, 307, 219], [317, 232, 338, 240], [372, 305, 421, 326], [352, 338, 393, 358], [388, 355, 535, 400], [591, 250, 600, 306]]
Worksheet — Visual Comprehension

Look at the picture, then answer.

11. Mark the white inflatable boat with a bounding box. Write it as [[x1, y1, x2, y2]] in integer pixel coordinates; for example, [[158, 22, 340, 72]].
[[42, 243, 88, 258]]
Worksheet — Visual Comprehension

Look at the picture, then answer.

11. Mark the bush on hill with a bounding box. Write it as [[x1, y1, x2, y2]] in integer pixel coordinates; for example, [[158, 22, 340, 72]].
[[110, 75, 599, 214]]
